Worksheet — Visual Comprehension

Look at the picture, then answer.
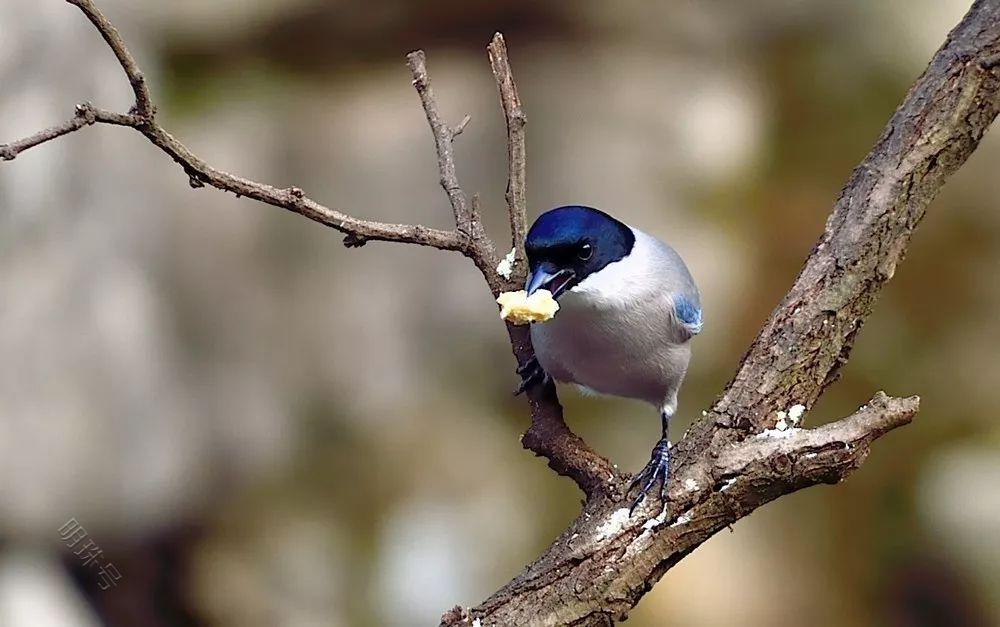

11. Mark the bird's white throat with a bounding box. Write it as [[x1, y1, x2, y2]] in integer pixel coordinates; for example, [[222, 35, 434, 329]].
[[570, 228, 661, 307]]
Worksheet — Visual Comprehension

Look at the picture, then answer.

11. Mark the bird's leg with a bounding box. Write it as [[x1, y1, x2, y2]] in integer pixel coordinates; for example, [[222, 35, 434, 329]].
[[514, 356, 550, 395], [628, 408, 672, 515]]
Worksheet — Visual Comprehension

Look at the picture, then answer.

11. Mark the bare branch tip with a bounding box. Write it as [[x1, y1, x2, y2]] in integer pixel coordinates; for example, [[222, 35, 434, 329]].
[[406, 49, 426, 69], [406, 50, 429, 90], [453, 114, 472, 137], [868, 390, 920, 414], [488, 35, 509, 65]]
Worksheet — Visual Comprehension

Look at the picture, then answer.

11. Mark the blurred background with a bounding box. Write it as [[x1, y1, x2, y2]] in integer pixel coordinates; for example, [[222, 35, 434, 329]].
[[2, 0, 999, 625]]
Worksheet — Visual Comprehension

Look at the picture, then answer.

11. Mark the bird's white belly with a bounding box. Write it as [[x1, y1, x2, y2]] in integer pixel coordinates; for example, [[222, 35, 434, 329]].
[[530, 297, 690, 408]]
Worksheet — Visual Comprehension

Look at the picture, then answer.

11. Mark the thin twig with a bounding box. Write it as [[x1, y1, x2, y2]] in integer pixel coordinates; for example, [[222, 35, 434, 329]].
[[0, 103, 135, 161], [453, 114, 472, 137], [484, 37, 613, 493], [66, 0, 154, 119], [406, 50, 501, 286], [3, 0, 602, 498], [3, 3, 468, 253], [405, 51, 473, 232], [488, 33, 529, 283]]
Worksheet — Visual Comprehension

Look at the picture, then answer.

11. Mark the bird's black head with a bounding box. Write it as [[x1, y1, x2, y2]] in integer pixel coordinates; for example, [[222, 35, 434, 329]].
[[524, 205, 635, 298]]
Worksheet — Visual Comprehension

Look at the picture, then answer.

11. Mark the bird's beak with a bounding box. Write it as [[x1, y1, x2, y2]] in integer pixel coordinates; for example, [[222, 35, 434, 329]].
[[526, 263, 576, 299]]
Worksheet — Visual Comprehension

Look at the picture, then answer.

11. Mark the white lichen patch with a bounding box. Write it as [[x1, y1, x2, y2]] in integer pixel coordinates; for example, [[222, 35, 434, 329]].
[[683, 478, 700, 492], [496, 247, 517, 279], [755, 427, 802, 439], [595, 507, 631, 540], [788, 404, 806, 425], [774, 410, 788, 431], [670, 510, 693, 528], [642, 508, 670, 531], [622, 508, 669, 559]]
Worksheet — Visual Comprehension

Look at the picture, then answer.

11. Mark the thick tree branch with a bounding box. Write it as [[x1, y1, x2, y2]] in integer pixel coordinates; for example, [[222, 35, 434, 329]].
[[4, 1, 998, 625], [709, 3, 1000, 433], [446, 393, 919, 627], [441, 1, 1000, 624]]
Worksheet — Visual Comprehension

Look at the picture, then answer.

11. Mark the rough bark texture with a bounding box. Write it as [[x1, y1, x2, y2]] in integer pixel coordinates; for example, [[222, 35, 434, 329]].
[[3, 1, 1000, 625], [446, 393, 919, 627], [710, 5, 1000, 432]]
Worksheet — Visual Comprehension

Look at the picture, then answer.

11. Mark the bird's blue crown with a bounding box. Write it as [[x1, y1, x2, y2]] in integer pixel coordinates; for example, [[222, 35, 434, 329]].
[[525, 206, 635, 281]]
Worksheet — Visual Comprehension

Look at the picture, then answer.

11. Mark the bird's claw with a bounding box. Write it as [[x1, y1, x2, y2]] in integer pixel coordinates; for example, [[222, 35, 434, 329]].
[[628, 438, 671, 516], [514, 357, 549, 395]]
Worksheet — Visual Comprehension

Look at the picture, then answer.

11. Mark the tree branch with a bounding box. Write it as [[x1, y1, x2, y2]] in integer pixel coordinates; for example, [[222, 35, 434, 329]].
[[480, 36, 616, 499], [442, 1, 1000, 623], [405, 52, 479, 249], [488, 33, 529, 280], [404, 43, 614, 499], [5, 0, 999, 625], [2, 0, 471, 253], [66, 0, 154, 119], [0, 103, 136, 161], [446, 393, 919, 626], [709, 3, 1000, 433], [5, 0, 609, 505]]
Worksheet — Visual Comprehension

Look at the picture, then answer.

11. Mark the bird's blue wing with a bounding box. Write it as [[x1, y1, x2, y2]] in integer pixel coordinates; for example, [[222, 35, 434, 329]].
[[673, 294, 703, 337]]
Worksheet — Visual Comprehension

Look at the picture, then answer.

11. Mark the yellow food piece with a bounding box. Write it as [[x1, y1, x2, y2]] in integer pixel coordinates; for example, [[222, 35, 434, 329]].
[[497, 289, 559, 324]]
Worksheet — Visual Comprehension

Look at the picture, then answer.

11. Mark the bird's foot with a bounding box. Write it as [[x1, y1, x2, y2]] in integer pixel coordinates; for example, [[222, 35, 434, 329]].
[[514, 357, 549, 395], [628, 437, 671, 516]]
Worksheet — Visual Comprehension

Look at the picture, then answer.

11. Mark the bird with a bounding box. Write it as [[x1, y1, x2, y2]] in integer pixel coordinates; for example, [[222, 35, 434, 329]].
[[518, 205, 702, 513]]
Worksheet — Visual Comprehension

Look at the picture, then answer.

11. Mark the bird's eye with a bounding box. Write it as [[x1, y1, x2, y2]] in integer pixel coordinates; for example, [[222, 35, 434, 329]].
[[578, 243, 593, 261]]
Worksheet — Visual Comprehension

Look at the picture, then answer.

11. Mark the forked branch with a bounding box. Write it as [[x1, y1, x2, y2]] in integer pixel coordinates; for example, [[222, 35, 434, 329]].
[[4, 1, 1000, 625]]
